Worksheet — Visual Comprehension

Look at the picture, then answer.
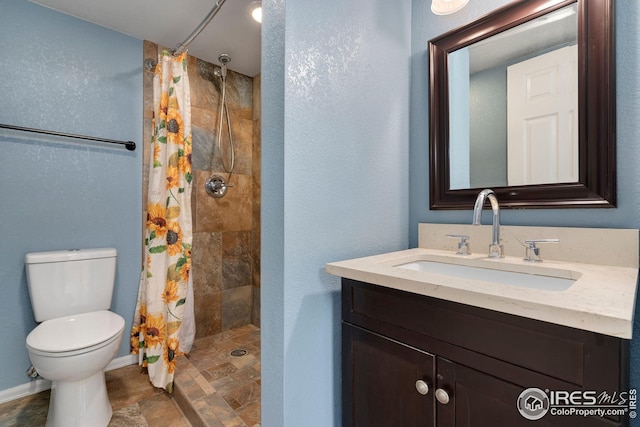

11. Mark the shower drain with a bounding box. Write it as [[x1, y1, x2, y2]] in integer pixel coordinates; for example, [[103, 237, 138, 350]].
[[230, 348, 248, 357]]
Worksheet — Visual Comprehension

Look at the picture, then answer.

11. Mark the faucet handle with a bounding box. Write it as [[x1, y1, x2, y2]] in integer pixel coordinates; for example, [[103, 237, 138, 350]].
[[524, 239, 559, 262], [446, 234, 471, 256]]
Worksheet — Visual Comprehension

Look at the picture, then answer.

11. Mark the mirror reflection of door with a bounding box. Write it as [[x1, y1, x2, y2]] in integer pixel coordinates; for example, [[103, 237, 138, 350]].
[[446, 3, 578, 191], [432, 0, 615, 209], [507, 45, 578, 186]]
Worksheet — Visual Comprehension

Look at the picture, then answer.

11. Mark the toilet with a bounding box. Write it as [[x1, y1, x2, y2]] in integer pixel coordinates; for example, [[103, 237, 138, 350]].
[[24, 248, 125, 427]]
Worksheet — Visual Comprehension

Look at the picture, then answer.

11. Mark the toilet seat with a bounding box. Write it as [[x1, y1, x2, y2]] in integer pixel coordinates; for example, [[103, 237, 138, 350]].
[[26, 310, 125, 357]]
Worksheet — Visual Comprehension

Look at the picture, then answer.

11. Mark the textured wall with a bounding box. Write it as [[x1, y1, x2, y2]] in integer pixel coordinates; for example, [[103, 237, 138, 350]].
[[0, 0, 142, 391], [260, 0, 286, 424], [261, 0, 412, 425], [410, 1, 640, 425]]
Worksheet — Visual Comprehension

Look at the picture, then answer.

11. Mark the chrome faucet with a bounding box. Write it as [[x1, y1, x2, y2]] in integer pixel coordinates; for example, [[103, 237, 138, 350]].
[[472, 189, 504, 258]]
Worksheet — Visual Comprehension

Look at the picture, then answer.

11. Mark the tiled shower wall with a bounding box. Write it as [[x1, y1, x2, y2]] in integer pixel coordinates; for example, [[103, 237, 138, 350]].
[[143, 41, 261, 339]]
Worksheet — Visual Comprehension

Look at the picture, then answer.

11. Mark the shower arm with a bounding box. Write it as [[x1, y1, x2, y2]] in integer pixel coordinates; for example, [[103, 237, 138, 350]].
[[171, 0, 227, 56]]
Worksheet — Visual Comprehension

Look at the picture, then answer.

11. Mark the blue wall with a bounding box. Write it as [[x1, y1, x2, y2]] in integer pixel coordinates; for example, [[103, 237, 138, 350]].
[[0, 0, 142, 391], [410, 0, 640, 424], [261, 0, 286, 424], [261, 0, 412, 425]]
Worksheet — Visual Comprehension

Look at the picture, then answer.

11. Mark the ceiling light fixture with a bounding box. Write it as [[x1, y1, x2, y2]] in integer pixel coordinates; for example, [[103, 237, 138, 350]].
[[249, 1, 262, 23], [431, 0, 469, 15]]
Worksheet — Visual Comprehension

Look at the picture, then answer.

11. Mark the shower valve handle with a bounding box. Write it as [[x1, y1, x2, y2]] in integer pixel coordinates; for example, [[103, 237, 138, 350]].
[[205, 175, 232, 198]]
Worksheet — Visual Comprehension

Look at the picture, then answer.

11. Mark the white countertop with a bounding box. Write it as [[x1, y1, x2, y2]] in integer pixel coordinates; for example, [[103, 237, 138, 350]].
[[326, 248, 639, 339]]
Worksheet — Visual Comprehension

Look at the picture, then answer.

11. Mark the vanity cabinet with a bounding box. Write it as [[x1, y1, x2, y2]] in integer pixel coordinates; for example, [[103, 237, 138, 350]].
[[344, 324, 434, 426], [342, 278, 629, 427]]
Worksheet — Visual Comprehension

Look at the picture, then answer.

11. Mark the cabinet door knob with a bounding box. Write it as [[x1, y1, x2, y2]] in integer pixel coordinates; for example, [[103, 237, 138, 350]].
[[415, 380, 429, 395], [435, 388, 450, 404]]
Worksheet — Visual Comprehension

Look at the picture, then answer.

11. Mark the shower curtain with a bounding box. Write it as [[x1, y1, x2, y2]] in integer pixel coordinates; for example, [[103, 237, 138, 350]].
[[131, 50, 195, 392]]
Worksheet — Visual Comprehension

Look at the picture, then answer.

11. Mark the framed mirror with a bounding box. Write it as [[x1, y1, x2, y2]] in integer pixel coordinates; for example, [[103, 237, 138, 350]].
[[429, 0, 615, 209]]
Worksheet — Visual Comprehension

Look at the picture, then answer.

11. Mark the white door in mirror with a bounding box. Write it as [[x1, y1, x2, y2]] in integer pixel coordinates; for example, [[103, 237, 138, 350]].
[[507, 44, 578, 186]]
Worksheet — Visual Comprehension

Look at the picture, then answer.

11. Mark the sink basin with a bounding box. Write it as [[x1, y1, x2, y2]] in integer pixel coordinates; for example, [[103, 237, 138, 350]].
[[396, 260, 575, 292]]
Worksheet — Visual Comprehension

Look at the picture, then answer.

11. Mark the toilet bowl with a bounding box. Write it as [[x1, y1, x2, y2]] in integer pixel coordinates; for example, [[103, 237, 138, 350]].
[[26, 310, 125, 427], [24, 248, 125, 427]]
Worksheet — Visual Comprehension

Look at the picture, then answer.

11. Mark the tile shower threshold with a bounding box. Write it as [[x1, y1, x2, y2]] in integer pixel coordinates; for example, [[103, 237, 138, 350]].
[[173, 325, 261, 427], [174, 379, 205, 427], [174, 362, 208, 427]]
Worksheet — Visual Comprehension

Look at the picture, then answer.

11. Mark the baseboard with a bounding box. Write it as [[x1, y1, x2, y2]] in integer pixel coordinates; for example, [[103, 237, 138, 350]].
[[0, 378, 52, 405], [106, 354, 138, 371], [0, 354, 138, 405]]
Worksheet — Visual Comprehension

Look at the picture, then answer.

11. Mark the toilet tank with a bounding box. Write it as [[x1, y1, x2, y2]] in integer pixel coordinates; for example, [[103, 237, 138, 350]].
[[25, 248, 117, 322]]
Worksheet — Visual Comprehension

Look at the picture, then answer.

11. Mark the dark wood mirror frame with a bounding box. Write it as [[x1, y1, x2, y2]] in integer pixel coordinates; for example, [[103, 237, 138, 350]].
[[429, 0, 615, 209]]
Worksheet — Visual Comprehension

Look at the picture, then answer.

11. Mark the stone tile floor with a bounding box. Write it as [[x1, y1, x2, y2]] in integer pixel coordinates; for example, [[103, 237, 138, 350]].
[[174, 324, 261, 427], [0, 324, 261, 427]]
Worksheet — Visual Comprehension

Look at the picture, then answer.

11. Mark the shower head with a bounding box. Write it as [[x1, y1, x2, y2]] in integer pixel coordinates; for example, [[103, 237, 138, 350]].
[[216, 53, 231, 78], [218, 53, 231, 65]]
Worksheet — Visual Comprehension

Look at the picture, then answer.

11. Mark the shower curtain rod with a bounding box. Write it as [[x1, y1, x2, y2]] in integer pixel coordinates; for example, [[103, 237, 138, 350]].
[[0, 123, 136, 151], [171, 0, 227, 56]]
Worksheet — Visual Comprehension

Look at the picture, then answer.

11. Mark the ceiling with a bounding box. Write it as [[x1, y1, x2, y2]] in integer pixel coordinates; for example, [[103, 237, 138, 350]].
[[29, 0, 262, 77], [468, 4, 577, 74]]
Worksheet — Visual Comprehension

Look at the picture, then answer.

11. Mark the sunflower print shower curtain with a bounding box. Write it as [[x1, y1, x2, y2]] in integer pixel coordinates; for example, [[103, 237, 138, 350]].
[[131, 51, 194, 392]]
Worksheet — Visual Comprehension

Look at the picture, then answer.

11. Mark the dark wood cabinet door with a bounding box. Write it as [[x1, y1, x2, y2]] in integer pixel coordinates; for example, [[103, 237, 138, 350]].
[[343, 323, 436, 427], [342, 280, 628, 427], [436, 358, 616, 427], [436, 357, 544, 427]]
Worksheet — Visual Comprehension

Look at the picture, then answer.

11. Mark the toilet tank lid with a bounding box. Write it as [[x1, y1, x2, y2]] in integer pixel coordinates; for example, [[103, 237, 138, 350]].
[[25, 248, 117, 264]]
